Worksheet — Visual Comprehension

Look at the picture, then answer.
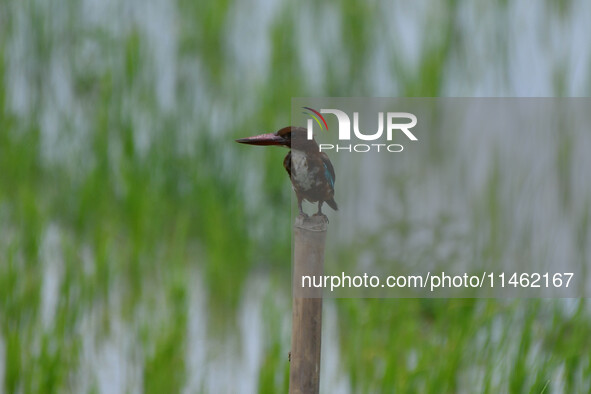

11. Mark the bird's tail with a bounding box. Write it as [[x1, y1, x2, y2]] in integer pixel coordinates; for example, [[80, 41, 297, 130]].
[[326, 198, 338, 211]]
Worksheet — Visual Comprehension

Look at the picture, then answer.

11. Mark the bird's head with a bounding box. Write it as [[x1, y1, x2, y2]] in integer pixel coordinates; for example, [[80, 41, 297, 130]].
[[236, 126, 319, 152]]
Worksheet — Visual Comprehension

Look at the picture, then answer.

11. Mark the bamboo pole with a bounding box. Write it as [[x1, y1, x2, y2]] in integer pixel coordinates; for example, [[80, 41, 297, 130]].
[[289, 215, 327, 394]]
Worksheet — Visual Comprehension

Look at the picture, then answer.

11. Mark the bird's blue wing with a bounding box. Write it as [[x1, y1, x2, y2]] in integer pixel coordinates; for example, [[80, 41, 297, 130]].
[[320, 153, 335, 191]]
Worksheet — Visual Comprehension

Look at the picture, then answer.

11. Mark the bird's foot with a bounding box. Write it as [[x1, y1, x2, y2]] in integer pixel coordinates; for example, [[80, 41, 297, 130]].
[[313, 212, 329, 223], [298, 212, 309, 220]]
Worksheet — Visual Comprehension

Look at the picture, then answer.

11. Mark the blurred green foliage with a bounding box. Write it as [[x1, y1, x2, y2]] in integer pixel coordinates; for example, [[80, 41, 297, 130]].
[[0, 0, 590, 392]]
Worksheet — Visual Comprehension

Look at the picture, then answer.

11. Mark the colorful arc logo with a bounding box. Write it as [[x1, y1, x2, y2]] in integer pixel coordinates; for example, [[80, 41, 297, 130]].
[[302, 107, 328, 131]]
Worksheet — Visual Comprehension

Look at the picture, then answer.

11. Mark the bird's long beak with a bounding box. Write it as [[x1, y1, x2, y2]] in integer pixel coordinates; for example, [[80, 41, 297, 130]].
[[236, 132, 287, 146]]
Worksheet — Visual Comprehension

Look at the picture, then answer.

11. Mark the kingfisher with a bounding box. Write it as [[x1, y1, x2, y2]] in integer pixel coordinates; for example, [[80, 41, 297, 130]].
[[236, 126, 338, 218]]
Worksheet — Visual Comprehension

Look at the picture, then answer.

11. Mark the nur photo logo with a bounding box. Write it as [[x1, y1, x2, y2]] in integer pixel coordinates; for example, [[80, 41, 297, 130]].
[[303, 107, 418, 153]]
